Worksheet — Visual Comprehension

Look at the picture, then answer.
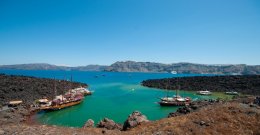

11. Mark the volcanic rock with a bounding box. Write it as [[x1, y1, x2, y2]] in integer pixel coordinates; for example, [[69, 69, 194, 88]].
[[97, 118, 122, 130], [123, 111, 149, 130], [83, 119, 94, 128]]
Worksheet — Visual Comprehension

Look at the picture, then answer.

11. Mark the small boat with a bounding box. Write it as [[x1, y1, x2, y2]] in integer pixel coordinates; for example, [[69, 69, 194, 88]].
[[197, 90, 212, 95], [171, 71, 177, 74], [69, 87, 92, 96], [225, 91, 239, 95], [8, 100, 23, 107]]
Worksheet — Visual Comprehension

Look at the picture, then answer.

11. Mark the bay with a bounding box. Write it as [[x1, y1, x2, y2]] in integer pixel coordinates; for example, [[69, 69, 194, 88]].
[[0, 70, 219, 127]]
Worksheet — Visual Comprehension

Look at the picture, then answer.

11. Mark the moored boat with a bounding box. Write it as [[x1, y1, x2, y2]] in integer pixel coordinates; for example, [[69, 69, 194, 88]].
[[158, 80, 191, 106], [40, 100, 83, 111], [197, 90, 212, 95], [39, 77, 85, 111], [40, 93, 84, 111], [225, 91, 239, 95], [159, 96, 191, 106], [69, 87, 92, 96], [171, 71, 177, 74]]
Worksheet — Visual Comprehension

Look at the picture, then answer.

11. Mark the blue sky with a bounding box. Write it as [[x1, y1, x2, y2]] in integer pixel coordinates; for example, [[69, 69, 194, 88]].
[[0, 0, 260, 66]]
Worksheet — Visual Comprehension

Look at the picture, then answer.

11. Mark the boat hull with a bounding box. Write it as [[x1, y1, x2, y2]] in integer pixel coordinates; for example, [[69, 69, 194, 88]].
[[40, 100, 82, 111], [158, 101, 189, 106]]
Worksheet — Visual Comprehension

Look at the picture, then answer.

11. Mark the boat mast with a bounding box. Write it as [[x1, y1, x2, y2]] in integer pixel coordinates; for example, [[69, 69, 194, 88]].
[[54, 77, 57, 100], [176, 78, 179, 97], [70, 75, 73, 90], [166, 80, 169, 99]]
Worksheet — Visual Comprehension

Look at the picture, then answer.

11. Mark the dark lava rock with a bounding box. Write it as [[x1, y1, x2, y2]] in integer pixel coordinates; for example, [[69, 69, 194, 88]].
[[142, 75, 260, 95], [0, 74, 87, 106], [168, 106, 192, 118], [168, 100, 219, 118], [254, 97, 260, 106], [123, 111, 149, 131], [83, 119, 94, 128], [97, 118, 122, 130]]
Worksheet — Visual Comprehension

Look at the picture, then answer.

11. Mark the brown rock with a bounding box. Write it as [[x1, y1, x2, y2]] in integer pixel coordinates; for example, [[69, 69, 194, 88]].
[[83, 119, 94, 128], [97, 118, 122, 130], [123, 111, 149, 130]]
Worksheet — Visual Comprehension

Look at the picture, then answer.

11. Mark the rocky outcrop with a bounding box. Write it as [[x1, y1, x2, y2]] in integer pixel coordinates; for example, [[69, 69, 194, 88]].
[[168, 99, 221, 118], [0, 105, 30, 125], [0, 74, 87, 106], [254, 97, 260, 106], [96, 118, 122, 130], [127, 98, 260, 135], [123, 111, 149, 130], [83, 119, 95, 128], [142, 75, 260, 95]]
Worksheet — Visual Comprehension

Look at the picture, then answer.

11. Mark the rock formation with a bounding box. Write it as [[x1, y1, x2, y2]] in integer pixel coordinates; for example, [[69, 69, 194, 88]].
[[96, 118, 122, 130], [83, 119, 94, 128], [123, 111, 149, 130]]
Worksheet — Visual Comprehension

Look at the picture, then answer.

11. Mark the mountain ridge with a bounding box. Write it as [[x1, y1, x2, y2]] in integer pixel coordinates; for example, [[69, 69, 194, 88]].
[[0, 61, 260, 75]]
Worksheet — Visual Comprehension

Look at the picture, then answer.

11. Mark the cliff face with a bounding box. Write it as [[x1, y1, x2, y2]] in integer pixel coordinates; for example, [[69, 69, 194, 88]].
[[105, 61, 260, 75]]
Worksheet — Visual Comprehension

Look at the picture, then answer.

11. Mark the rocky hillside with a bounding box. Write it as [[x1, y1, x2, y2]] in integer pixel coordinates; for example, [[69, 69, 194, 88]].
[[1, 61, 260, 75], [0, 74, 87, 106], [105, 61, 260, 75], [0, 63, 107, 71], [1, 97, 259, 135], [142, 75, 260, 95], [127, 100, 260, 135]]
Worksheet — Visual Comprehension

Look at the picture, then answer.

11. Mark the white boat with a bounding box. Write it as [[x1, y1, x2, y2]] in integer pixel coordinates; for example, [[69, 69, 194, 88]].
[[197, 90, 212, 95], [171, 71, 177, 74], [225, 91, 239, 95], [69, 87, 92, 96], [159, 81, 191, 106]]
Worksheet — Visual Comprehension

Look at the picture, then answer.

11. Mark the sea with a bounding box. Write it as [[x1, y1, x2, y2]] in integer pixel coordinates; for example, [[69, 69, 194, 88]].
[[0, 70, 226, 127]]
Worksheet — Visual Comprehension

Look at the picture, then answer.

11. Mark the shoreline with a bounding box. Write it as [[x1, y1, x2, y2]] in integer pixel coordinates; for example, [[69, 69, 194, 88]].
[[1, 95, 259, 135]]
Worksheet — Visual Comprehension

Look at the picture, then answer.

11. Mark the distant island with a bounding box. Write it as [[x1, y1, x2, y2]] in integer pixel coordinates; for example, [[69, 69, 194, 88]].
[[1, 61, 260, 75]]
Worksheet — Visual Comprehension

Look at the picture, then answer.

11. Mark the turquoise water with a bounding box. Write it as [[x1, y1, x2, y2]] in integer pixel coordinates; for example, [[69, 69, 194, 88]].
[[0, 70, 215, 127]]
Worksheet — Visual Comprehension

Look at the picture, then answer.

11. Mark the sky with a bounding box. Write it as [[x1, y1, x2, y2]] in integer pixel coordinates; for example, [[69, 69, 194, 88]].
[[0, 0, 260, 66]]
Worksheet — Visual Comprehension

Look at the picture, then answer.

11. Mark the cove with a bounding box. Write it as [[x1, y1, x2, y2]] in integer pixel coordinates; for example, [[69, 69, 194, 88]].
[[0, 70, 222, 127]]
